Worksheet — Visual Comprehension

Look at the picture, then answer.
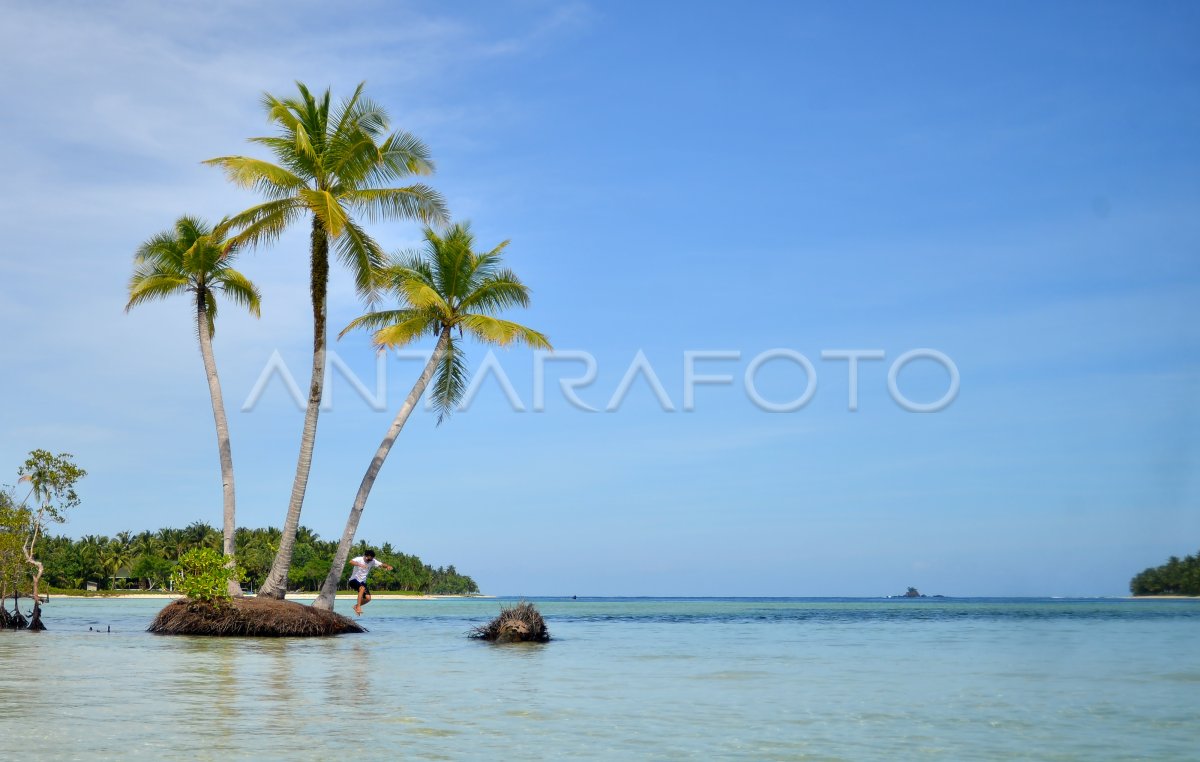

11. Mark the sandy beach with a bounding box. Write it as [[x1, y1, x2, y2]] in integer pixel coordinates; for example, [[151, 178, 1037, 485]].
[[1124, 595, 1200, 600]]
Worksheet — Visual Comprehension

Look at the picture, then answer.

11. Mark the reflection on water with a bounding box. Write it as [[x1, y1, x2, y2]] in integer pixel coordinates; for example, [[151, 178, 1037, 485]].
[[1, 597, 1198, 760]]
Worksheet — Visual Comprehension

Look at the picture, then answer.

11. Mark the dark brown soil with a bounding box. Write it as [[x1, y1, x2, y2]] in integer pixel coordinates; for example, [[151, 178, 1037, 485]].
[[148, 597, 366, 637]]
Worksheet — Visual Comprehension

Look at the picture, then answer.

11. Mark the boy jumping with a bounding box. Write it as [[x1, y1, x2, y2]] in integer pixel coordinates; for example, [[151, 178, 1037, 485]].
[[348, 549, 393, 615]]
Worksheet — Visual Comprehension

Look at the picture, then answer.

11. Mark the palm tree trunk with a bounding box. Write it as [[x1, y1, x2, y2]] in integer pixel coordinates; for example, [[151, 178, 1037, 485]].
[[312, 328, 450, 610], [258, 216, 330, 599], [195, 289, 243, 597]]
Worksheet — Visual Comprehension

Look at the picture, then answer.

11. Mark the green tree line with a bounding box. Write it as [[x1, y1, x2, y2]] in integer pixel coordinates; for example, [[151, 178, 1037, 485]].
[[24, 521, 478, 595], [1130, 551, 1200, 596]]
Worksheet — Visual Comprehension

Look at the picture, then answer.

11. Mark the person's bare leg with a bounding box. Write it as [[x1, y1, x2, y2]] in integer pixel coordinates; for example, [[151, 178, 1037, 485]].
[[354, 585, 365, 615]]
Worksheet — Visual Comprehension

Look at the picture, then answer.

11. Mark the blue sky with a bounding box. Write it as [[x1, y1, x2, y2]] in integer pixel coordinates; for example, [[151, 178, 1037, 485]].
[[1, 1, 1197, 596]]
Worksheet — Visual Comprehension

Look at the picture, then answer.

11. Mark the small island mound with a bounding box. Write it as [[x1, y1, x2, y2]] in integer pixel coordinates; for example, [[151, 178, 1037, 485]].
[[149, 597, 365, 637], [470, 601, 550, 643]]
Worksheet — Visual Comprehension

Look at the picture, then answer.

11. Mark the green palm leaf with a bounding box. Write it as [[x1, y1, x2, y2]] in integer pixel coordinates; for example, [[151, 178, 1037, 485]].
[[460, 314, 551, 349], [430, 338, 468, 423], [200, 156, 304, 199]]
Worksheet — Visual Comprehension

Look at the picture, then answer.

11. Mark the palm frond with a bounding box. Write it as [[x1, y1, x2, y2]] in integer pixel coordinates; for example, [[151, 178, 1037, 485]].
[[261, 91, 304, 134], [324, 130, 380, 185], [371, 313, 439, 348], [372, 130, 436, 180], [134, 231, 186, 268], [395, 275, 451, 316], [245, 136, 314, 178], [181, 236, 221, 277], [330, 82, 368, 138], [425, 223, 472, 301], [125, 272, 190, 311], [430, 337, 468, 423], [299, 188, 349, 238], [383, 251, 436, 288], [202, 155, 305, 200], [331, 83, 388, 140], [173, 215, 210, 245], [215, 268, 262, 318], [338, 308, 429, 340], [458, 271, 532, 313], [341, 185, 448, 227], [332, 217, 386, 300], [201, 287, 218, 338], [222, 198, 305, 251], [460, 314, 551, 349]]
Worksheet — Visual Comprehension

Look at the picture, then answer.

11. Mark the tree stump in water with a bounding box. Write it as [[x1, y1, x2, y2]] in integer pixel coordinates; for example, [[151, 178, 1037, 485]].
[[7, 594, 28, 630], [27, 602, 45, 631], [469, 601, 550, 643]]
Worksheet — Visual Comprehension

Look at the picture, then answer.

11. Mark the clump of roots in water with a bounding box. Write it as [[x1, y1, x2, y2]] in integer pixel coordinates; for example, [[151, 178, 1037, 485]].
[[469, 600, 550, 643], [148, 597, 365, 637]]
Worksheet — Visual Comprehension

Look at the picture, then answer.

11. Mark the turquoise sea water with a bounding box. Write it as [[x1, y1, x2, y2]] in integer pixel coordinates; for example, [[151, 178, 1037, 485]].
[[1, 597, 1197, 760]]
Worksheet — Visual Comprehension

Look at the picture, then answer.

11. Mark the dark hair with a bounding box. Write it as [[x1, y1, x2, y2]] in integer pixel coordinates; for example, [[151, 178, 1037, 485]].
[[364, 549, 376, 558]]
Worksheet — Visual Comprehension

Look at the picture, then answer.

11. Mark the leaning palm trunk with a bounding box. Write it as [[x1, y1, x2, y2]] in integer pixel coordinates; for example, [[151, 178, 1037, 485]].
[[195, 291, 243, 597], [312, 328, 450, 610], [258, 218, 330, 599]]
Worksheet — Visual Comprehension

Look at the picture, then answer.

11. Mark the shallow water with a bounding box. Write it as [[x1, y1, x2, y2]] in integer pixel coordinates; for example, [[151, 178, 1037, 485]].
[[1, 597, 1197, 760]]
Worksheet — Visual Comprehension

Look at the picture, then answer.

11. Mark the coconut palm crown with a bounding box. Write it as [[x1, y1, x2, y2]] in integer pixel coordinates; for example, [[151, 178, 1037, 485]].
[[126, 216, 261, 333], [205, 81, 448, 297], [343, 221, 552, 419]]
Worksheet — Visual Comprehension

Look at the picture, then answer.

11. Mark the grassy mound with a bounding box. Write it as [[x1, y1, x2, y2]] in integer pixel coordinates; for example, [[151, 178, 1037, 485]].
[[470, 600, 550, 643], [148, 597, 365, 637]]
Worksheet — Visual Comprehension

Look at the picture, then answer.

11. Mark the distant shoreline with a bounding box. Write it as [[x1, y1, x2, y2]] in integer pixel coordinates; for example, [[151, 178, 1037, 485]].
[[1126, 595, 1200, 600]]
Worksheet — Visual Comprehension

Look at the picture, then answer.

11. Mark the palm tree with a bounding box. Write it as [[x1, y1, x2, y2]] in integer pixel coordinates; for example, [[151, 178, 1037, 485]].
[[126, 216, 261, 596], [206, 82, 448, 599], [312, 223, 550, 610]]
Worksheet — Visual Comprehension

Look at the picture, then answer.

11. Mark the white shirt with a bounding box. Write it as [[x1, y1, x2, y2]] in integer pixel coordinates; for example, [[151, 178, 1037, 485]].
[[350, 556, 383, 583]]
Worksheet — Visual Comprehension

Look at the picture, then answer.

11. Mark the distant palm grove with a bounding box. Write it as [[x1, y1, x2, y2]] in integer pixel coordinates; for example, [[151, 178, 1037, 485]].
[[34, 522, 478, 595], [1130, 551, 1200, 596]]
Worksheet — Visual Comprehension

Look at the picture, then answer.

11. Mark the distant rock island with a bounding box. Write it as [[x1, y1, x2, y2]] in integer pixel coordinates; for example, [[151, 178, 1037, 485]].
[[888, 587, 947, 599]]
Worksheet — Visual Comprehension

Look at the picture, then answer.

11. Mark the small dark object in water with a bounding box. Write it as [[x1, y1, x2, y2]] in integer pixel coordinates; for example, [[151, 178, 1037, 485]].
[[148, 597, 366, 637], [469, 600, 550, 643], [27, 602, 45, 631]]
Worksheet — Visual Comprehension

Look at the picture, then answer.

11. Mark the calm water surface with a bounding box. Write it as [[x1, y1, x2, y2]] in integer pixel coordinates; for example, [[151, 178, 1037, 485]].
[[1, 597, 1197, 760]]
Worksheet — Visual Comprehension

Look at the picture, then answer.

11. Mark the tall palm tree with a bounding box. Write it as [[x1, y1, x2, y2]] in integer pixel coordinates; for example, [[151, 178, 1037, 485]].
[[126, 216, 261, 596], [312, 223, 550, 610], [206, 82, 448, 599]]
